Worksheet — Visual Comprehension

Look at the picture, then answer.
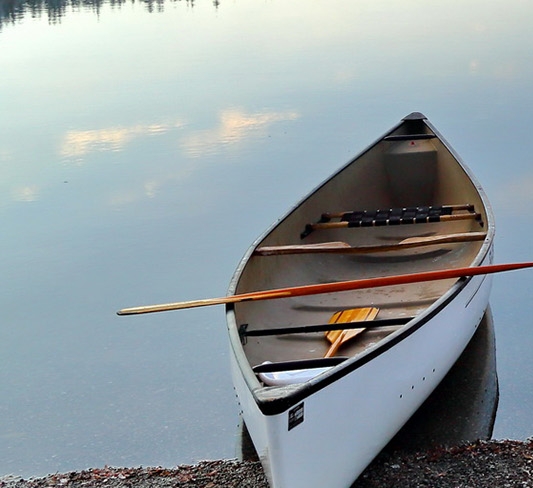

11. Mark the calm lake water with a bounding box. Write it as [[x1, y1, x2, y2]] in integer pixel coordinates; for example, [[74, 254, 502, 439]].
[[2, 0, 533, 478]]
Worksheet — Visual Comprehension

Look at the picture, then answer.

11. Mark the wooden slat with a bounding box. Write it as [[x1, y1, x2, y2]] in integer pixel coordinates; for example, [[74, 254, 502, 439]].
[[254, 232, 487, 256], [254, 241, 350, 256]]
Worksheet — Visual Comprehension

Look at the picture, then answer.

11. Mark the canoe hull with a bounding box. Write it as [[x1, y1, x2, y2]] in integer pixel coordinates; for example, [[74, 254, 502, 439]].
[[227, 113, 495, 487], [230, 264, 492, 487]]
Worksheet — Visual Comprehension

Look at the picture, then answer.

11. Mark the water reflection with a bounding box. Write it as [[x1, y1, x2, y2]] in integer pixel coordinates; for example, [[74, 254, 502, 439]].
[[58, 108, 299, 162], [2, 0, 532, 476], [60, 120, 186, 160], [0, 0, 205, 28], [181, 109, 300, 158], [11, 185, 40, 202], [387, 308, 498, 451]]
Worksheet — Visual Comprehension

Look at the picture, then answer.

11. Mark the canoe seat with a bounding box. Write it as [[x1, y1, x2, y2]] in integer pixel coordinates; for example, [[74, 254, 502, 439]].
[[301, 203, 482, 239], [253, 232, 487, 256], [338, 205, 456, 225]]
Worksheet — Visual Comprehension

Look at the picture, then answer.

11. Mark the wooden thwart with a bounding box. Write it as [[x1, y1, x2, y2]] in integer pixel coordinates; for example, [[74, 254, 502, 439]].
[[254, 231, 487, 256], [324, 307, 379, 358]]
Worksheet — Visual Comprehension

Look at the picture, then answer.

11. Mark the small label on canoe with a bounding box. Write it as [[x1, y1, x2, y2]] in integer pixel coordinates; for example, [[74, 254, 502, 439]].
[[288, 402, 304, 431]]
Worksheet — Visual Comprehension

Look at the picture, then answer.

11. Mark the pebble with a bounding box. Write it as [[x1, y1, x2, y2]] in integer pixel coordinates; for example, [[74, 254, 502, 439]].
[[2, 439, 533, 488]]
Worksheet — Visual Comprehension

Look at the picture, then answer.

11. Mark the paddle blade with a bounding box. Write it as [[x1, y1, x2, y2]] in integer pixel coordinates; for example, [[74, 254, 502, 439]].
[[324, 307, 379, 357]]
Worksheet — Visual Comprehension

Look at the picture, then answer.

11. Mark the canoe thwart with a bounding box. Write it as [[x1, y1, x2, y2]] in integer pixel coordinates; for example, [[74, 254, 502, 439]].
[[252, 356, 349, 374], [254, 241, 351, 256], [239, 316, 414, 344], [254, 231, 487, 256], [301, 204, 482, 239], [383, 133, 437, 141]]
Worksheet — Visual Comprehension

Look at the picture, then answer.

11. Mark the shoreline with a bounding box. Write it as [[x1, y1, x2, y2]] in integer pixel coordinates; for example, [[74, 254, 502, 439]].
[[2, 439, 533, 488]]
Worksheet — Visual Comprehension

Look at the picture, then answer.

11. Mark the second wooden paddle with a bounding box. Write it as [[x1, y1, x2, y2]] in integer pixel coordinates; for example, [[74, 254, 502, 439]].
[[324, 307, 379, 357], [117, 261, 533, 315]]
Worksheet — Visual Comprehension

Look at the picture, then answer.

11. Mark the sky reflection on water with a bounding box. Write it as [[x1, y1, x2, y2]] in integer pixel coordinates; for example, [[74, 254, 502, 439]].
[[1, 0, 533, 478]]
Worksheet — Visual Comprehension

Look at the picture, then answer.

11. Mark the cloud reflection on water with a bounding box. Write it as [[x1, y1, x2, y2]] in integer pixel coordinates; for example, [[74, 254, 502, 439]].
[[60, 120, 186, 161], [180, 108, 300, 158], [10, 107, 300, 209], [59, 108, 299, 162], [12, 184, 40, 202]]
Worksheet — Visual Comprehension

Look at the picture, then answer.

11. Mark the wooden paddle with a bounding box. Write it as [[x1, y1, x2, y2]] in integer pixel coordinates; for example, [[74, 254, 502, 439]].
[[324, 307, 379, 358], [116, 261, 533, 316]]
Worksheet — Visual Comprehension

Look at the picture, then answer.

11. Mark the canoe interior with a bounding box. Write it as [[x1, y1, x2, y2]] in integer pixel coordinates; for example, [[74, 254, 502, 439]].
[[232, 116, 491, 372]]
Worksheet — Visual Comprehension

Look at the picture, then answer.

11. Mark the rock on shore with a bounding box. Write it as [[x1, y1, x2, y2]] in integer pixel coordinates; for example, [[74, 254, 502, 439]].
[[2, 439, 533, 488]]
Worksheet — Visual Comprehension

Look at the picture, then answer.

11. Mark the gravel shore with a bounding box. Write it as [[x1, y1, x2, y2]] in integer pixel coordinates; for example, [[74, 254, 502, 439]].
[[2, 439, 533, 488]]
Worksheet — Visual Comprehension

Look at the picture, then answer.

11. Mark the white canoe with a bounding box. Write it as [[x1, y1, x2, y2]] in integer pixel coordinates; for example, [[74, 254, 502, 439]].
[[226, 112, 495, 488]]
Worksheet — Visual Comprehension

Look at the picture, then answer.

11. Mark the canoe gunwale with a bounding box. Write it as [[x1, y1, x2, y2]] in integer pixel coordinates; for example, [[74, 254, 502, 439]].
[[226, 112, 496, 417]]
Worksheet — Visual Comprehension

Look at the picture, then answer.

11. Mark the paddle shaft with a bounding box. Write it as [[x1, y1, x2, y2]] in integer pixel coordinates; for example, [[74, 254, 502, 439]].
[[117, 261, 533, 315]]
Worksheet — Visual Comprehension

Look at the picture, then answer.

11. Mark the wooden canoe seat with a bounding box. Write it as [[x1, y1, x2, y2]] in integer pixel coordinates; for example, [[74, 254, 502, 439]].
[[301, 203, 482, 239], [254, 232, 487, 256], [253, 231, 487, 256]]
